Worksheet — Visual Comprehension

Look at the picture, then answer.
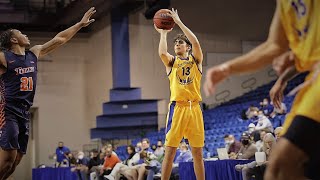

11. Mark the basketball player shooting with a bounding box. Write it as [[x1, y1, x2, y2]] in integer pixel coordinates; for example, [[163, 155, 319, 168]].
[[0, 7, 96, 179], [204, 0, 320, 179], [154, 8, 205, 180]]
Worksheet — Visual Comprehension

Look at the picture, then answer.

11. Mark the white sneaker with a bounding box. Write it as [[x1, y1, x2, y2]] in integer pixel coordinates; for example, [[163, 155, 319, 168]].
[[154, 173, 161, 177], [104, 175, 115, 180]]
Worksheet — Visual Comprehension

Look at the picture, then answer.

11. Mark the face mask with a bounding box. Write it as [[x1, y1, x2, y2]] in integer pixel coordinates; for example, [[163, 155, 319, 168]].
[[242, 140, 249, 145], [78, 155, 84, 160], [229, 140, 234, 144], [248, 128, 254, 133], [263, 102, 268, 105]]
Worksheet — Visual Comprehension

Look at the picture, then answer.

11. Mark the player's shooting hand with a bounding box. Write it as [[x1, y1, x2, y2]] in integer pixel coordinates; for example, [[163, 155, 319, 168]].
[[154, 24, 172, 34], [80, 7, 96, 27], [204, 64, 230, 97], [270, 79, 286, 109], [167, 8, 182, 24]]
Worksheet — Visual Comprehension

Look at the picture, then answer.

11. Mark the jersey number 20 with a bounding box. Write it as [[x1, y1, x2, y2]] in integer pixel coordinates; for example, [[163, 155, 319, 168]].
[[20, 77, 33, 91]]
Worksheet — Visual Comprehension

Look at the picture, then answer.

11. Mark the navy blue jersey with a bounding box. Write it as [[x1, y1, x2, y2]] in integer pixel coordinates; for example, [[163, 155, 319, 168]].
[[1, 51, 37, 114]]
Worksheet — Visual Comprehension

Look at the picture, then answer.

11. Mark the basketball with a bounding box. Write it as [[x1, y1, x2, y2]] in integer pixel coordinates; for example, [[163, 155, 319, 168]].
[[153, 9, 175, 30]]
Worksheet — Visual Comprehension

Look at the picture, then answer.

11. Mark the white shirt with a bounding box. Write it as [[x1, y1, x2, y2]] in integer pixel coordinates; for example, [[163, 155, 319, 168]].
[[255, 115, 274, 132]]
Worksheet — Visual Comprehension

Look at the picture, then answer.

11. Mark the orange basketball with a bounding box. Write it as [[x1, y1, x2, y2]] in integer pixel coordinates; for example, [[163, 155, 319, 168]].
[[153, 9, 175, 30]]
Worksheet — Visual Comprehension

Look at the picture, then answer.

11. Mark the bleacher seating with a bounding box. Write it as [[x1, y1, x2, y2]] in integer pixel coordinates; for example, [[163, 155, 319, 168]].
[[116, 73, 307, 160]]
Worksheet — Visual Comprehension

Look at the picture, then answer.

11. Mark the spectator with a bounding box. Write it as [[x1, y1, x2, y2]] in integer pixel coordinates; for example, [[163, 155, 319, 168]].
[[99, 147, 121, 179], [55, 142, 70, 167], [136, 141, 142, 152], [246, 105, 259, 119], [237, 132, 258, 160], [105, 145, 140, 180], [248, 123, 256, 134], [154, 140, 164, 157], [151, 144, 157, 152], [71, 151, 89, 180], [148, 142, 192, 180], [137, 139, 158, 180], [255, 111, 274, 132], [255, 130, 267, 152], [174, 142, 192, 164], [236, 133, 276, 180], [274, 126, 284, 141], [141, 138, 153, 153], [107, 144, 118, 156], [88, 149, 104, 173], [224, 134, 241, 158], [65, 152, 77, 167], [259, 98, 273, 116], [89, 152, 105, 180]]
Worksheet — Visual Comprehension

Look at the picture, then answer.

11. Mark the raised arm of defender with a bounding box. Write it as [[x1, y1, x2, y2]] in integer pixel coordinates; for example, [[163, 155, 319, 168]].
[[30, 7, 96, 58]]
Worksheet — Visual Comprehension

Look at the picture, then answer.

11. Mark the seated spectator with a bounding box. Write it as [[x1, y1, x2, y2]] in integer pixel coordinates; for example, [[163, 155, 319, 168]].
[[55, 141, 70, 167], [154, 140, 164, 157], [71, 151, 90, 180], [235, 133, 276, 180], [274, 126, 284, 141], [65, 152, 77, 167], [148, 142, 192, 180], [246, 105, 259, 119], [105, 145, 140, 180], [248, 123, 256, 134], [99, 147, 121, 180], [126, 150, 153, 180], [236, 132, 258, 160], [87, 149, 104, 174], [141, 138, 153, 153], [137, 140, 158, 180], [255, 130, 267, 152], [224, 134, 241, 158], [255, 111, 274, 132], [107, 144, 118, 156], [135, 141, 142, 152], [259, 98, 273, 116], [151, 144, 157, 152], [270, 102, 287, 118]]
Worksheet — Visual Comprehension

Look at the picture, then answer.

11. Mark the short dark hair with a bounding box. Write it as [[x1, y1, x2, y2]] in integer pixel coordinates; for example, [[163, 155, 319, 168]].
[[0, 29, 14, 51], [173, 34, 192, 48], [92, 149, 99, 153], [224, 134, 230, 139]]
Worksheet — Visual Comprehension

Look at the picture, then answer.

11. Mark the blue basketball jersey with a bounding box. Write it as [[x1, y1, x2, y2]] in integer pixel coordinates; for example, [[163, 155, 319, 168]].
[[1, 50, 37, 115]]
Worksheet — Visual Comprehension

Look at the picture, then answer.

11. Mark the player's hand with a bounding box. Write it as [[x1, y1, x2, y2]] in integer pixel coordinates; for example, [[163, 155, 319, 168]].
[[273, 51, 295, 76], [270, 79, 286, 109], [204, 64, 230, 96], [154, 24, 172, 34], [79, 7, 96, 27], [167, 8, 182, 24]]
